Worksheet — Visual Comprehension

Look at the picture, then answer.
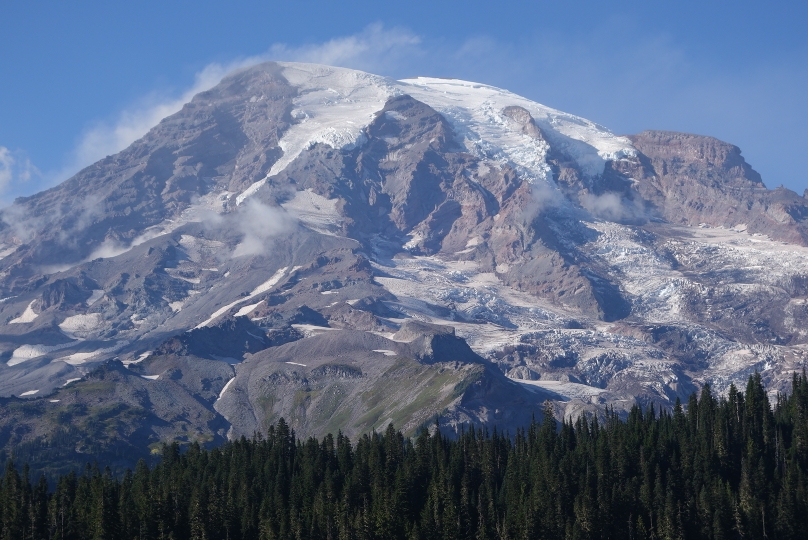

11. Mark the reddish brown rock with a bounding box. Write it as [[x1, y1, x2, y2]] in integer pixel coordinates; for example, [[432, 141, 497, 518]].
[[628, 130, 808, 244]]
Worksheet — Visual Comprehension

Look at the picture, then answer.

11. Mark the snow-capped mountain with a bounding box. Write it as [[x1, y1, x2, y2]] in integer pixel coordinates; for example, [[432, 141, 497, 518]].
[[1, 62, 807, 465]]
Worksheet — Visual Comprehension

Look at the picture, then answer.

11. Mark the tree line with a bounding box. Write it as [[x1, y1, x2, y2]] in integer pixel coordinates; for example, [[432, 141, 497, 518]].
[[1, 371, 807, 539]]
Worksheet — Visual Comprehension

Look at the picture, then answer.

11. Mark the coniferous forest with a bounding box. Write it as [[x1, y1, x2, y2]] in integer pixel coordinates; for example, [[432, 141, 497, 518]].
[[1, 372, 807, 539]]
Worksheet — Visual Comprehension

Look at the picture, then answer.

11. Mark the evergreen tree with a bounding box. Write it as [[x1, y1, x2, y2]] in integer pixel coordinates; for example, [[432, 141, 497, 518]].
[[2, 373, 808, 539]]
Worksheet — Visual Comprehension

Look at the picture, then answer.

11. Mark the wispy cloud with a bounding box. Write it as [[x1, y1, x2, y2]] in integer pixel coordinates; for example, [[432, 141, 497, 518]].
[[68, 60, 261, 175], [231, 199, 294, 257], [0, 146, 39, 204], [53, 24, 422, 193], [0, 148, 14, 194], [580, 192, 647, 223], [267, 23, 423, 74], [10, 19, 806, 204]]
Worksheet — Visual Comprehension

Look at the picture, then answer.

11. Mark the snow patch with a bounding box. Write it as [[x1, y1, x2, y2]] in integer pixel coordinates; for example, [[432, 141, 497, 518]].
[[59, 341, 129, 365], [59, 351, 101, 365], [286, 361, 307, 367], [217, 376, 236, 400], [400, 77, 636, 180], [86, 220, 184, 261], [59, 313, 103, 337], [9, 301, 38, 324], [123, 351, 152, 366], [0, 245, 17, 261], [196, 267, 288, 328], [281, 189, 342, 234], [373, 349, 397, 356], [86, 290, 104, 306], [251, 267, 290, 296], [236, 64, 398, 205], [178, 235, 226, 263], [172, 275, 200, 284], [516, 379, 605, 400], [403, 232, 426, 251], [19, 389, 39, 396], [235, 301, 263, 317], [8, 342, 76, 365], [291, 324, 336, 338]]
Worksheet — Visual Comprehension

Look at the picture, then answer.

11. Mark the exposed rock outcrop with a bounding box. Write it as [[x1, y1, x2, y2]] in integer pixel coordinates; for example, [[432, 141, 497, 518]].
[[0, 63, 806, 472], [628, 130, 808, 243]]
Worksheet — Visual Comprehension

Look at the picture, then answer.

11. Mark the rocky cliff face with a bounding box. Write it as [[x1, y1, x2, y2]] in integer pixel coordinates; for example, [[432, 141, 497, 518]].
[[627, 130, 808, 243], [0, 62, 806, 470], [1, 64, 294, 279]]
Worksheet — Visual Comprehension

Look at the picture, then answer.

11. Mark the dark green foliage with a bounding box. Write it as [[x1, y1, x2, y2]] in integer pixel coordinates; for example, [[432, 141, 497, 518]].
[[1, 373, 807, 539]]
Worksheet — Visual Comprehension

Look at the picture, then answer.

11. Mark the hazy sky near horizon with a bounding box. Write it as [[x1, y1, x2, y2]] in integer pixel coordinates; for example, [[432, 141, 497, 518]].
[[1, 1, 806, 203]]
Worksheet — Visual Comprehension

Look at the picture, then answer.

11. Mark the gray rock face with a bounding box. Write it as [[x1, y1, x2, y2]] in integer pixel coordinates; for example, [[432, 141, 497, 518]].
[[0, 62, 806, 466], [392, 320, 481, 364], [0, 63, 294, 278]]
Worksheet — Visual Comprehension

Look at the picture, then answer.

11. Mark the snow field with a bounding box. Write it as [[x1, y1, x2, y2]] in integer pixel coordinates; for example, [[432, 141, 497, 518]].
[[281, 189, 342, 235], [233, 64, 635, 209], [58, 341, 129, 365], [59, 313, 103, 338], [9, 301, 38, 324], [195, 267, 288, 329], [400, 77, 635, 180], [8, 342, 76, 365], [236, 64, 398, 205]]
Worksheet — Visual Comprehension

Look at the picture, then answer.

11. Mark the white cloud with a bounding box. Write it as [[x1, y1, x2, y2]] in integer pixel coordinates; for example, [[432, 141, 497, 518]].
[[267, 23, 422, 74], [0, 147, 39, 201], [580, 192, 646, 223], [521, 182, 565, 224], [232, 199, 294, 257], [0, 148, 12, 193], [195, 197, 294, 258]]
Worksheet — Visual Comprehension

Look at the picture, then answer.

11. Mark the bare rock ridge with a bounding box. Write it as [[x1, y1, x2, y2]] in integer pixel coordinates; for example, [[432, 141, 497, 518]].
[[1, 63, 295, 280], [0, 62, 806, 472], [627, 130, 808, 244]]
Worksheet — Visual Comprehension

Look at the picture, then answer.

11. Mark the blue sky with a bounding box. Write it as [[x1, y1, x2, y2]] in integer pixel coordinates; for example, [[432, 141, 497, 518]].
[[1, 1, 806, 204]]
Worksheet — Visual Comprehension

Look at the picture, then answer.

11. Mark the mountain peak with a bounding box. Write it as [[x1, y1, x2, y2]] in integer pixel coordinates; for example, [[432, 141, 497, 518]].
[[1, 63, 807, 466]]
